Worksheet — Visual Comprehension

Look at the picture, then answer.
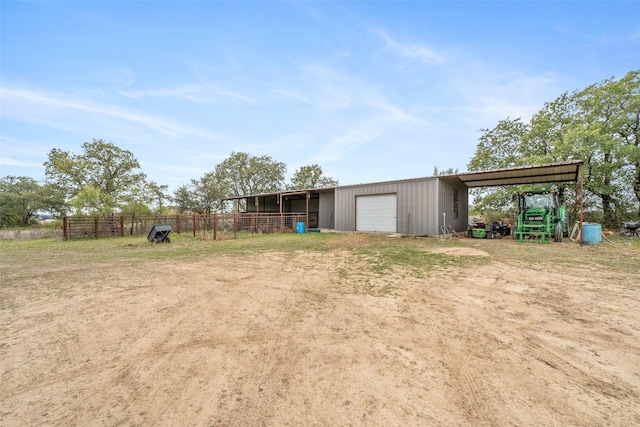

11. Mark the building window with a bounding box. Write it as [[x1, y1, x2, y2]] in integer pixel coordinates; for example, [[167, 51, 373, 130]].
[[453, 189, 459, 219]]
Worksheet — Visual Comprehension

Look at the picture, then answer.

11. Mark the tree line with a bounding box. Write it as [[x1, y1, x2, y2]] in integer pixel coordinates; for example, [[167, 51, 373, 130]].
[[2, 70, 638, 229], [0, 143, 338, 227], [468, 70, 639, 229]]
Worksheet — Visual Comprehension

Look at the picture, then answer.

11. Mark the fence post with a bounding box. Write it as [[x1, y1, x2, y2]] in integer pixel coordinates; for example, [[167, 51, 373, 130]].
[[63, 216, 68, 241], [94, 216, 99, 239], [120, 216, 124, 237], [213, 214, 217, 240], [193, 215, 196, 237], [176, 215, 181, 234], [234, 215, 237, 239]]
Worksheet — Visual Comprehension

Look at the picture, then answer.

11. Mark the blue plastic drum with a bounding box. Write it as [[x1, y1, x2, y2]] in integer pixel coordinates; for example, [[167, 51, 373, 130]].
[[583, 223, 602, 244]]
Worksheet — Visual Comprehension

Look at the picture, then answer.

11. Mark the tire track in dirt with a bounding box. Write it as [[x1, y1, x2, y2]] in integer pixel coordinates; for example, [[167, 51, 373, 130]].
[[416, 282, 507, 427], [390, 270, 505, 426], [2, 239, 640, 426], [436, 335, 506, 427], [523, 332, 638, 400]]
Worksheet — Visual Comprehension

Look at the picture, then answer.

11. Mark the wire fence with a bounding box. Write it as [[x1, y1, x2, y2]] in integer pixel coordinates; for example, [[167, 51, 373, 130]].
[[62, 213, 310, 241]]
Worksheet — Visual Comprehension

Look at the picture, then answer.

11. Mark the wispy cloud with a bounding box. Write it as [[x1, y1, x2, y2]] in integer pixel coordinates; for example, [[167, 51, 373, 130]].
[[302, 97, 426, 166], [0, 136, 50, 156], [0, 156, 43, 168], [271, 89, 311, 104], [453, 70, 562, 124], [118, 85, 208, 103], [279, 60, 432, 167], [312, 100, 426, 165], [372, 27, 446, 66], [82, 67, 136, 89], [554, 22, 640, 48], [313, 117, 386, 163], [118, 83, 258, 105], [1, 85, 220, 139], [370, 100, 422, 124], [300, 64, 354, 110]]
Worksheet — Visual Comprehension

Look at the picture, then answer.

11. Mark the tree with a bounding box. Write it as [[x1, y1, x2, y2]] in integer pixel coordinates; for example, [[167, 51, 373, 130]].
[[146, 181, 171, 214], [173, 184, 196, 215], [467, 71, 640, 228], [288, 164, 339, 190], [564, 71, 640, 225], [40, 182, 71, 217], [44, 139, 147, 215], [119, 181, 157, 218], [524, 91, 582, 206], [603, 71, 640, 217], [215, 152, 286, 197], [467, 118, 530, 215], [524, 91, 579, 165], [173, 172, 227, 215], [0, 176, 54, 226], [468, 117, 529, 172], [196, 172, 227, 215], [432, 166, 459, 176]]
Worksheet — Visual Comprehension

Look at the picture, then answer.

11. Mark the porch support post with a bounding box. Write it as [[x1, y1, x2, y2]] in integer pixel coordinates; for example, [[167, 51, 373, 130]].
[[580, 162, 584, 245], [306, 190, 310, 228]]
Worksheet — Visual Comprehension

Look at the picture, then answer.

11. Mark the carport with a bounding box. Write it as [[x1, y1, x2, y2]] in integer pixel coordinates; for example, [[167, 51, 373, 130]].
[[223, 161, 584, 239], [450, 160, 584, 240]]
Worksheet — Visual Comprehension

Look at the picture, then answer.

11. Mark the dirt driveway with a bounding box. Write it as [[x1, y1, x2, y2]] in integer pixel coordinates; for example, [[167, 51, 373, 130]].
[[1, 234, 639, 426]]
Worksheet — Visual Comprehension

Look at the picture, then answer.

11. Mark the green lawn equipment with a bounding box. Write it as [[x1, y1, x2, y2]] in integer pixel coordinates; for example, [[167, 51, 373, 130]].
[[512, 190, 568, 243], [468, 219, 488, 238], [468, 218, 511, 239]]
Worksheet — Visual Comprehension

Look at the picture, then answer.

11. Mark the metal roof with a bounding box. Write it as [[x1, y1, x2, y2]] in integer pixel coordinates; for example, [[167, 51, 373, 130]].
[[223, 187, 335, 201], [223, 161, 583, 200], [454, 161, 582, 188]]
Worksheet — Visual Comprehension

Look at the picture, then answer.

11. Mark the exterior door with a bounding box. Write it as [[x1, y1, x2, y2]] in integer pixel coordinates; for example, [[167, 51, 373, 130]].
[[356, 194, 397, 232]]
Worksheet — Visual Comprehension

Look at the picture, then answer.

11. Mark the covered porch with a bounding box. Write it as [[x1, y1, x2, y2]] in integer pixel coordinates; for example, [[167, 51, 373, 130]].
[[224, 187, 336, 230]]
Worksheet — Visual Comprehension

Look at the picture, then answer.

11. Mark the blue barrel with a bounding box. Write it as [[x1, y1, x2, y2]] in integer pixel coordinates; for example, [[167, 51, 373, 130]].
[[583, 223, 602, 244], [296, 222, 306, 234]]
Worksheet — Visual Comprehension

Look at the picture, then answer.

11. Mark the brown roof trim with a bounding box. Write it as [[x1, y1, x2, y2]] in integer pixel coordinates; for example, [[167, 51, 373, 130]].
[[455, 161, 582, 188]]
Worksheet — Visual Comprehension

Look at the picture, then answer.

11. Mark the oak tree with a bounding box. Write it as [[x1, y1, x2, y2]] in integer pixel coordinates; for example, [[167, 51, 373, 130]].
[[288, 164, 338, 190], [44, 139, 147, 215]]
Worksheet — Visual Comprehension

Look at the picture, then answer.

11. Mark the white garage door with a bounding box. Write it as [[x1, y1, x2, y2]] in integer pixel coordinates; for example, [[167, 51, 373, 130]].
[[356, 194, 397, 232]]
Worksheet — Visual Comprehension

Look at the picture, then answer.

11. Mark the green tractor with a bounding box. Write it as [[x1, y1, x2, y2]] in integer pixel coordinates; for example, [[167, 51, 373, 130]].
[[513, 190, 568, 243]]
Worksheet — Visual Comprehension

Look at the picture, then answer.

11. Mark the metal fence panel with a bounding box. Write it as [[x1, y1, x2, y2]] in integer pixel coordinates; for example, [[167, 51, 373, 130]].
[[62, 213, 309, 240]]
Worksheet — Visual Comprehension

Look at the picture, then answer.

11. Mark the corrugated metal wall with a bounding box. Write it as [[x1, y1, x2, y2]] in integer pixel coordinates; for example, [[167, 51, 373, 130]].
[[319, 191, 335, 228], [334, 178, 442, 235], [438, 178, 469, 233], [238, 178, 470, 235]]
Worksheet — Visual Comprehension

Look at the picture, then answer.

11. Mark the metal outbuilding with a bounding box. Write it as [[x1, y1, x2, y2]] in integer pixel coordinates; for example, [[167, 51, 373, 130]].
[[333, 175, 467, 235], [226, 160, 583, 236]]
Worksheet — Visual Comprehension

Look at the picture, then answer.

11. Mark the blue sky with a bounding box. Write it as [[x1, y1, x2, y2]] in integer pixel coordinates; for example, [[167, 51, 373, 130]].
[[2, 1, 639, 194]]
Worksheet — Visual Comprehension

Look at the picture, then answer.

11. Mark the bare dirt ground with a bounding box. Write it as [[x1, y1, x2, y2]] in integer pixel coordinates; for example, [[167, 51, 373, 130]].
[[1, 234, 639, 426]]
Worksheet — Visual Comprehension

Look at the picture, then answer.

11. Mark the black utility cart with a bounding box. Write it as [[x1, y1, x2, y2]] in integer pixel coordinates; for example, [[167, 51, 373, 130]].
[[147, 224, 171, 243]]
